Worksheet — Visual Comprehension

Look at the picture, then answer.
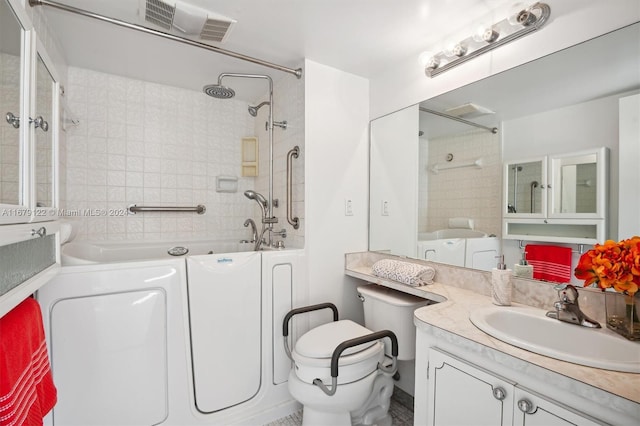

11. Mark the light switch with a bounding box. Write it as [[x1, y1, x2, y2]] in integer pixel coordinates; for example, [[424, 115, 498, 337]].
[[382, 200, 389, 216], [345, 199, 354, 216]]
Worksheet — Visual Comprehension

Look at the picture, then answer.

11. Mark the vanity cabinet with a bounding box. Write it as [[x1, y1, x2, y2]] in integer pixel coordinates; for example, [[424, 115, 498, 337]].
[[426, 348, 605, 426], [502, 148, 607, 243]]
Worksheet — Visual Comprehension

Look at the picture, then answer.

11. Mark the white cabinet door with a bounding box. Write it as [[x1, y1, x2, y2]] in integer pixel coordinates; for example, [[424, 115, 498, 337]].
[[426, 348, 607, 426], [428, 348, 514, 426], [513, 387, 606, 426]]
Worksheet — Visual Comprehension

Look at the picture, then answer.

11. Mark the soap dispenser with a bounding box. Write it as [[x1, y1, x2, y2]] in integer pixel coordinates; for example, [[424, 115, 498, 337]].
[[492, 255, 512, 306], [514, 251, 534, 279]]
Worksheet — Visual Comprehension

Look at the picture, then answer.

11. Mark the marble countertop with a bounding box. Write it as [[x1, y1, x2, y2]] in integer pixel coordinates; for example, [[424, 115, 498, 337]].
[[345, 258, 640, 406]]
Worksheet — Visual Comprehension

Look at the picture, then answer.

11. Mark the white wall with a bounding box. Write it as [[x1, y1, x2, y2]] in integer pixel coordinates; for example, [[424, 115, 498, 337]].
[[304, 59, 370, 323], [369, 0, 640, 119], [369, 105, 419, 256], [618, 93, 640, 239]]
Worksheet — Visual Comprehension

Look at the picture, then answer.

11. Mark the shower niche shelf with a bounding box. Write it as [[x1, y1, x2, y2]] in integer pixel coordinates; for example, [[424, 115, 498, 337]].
[[241, 137, 259, 177], [502, 148, 607, 244]]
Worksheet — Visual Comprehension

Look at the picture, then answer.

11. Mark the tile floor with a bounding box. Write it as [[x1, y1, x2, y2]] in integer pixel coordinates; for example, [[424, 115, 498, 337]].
[[265, 386, 414, 426]]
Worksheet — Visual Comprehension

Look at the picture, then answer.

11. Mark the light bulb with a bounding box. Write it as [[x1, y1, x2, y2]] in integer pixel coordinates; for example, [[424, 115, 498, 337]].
[[418, 51, 435, 67], [452, 43, 467, 57]]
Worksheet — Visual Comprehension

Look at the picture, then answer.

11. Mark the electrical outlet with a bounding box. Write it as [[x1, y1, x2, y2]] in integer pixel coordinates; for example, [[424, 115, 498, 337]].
[[382, 200, 389, 216], [345, 199, 354, 216]]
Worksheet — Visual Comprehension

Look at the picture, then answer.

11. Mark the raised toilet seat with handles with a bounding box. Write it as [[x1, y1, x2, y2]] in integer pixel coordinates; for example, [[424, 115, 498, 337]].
[[282, 303, 398, 425]]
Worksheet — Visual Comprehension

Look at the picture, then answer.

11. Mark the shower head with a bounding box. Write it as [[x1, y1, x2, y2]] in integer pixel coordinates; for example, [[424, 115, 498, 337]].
[[248, 101, 270, 117], [203, 84, 235, 99], [244, 190, 268, 218], [244, 190, 268, 207]]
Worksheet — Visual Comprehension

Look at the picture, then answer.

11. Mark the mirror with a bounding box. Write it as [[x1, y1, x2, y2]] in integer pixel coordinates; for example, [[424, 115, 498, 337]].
[[506, 160, 544, 215], [369, 23, 640, 274], [551, 153, 597, 215], [0, 0, 23, 206], [34, 53, 55, 209]]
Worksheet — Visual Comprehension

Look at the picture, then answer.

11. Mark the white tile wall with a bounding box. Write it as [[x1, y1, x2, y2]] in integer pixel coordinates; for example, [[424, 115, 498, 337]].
[[64, 67, 305, 244], [0, 53, 21, 205], [419, 129, 501, 237], [251, 69, 305, 248]]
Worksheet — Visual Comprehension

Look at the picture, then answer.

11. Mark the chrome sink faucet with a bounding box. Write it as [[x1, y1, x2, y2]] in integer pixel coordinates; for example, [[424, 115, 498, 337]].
[[546, 284, 601, 328]]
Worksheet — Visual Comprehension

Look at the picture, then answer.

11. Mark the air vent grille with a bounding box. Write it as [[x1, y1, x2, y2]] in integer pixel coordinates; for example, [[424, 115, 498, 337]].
[[200, 18, 234, 42], [145, 0, 175, 30]]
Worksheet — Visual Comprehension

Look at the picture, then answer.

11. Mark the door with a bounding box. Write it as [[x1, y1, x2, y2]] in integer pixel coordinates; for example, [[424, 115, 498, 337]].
[[428, 348, 514, 426], [513, 386, 606, 426], [186, 252, 262, 413]]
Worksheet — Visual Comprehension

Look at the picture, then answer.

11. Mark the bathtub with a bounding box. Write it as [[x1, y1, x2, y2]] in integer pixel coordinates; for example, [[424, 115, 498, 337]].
[[416, 229, 499, 271], [38, 240, 305, 425], [61, 239, 255, 265]]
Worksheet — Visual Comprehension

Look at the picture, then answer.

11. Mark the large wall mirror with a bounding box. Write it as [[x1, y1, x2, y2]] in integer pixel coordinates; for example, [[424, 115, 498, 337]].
[[0, 0, 24, 208], [369, 23, 640, 278]]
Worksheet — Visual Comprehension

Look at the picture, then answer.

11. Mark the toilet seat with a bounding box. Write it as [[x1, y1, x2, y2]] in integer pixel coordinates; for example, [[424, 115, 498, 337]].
[[292, 320, 385, 385]]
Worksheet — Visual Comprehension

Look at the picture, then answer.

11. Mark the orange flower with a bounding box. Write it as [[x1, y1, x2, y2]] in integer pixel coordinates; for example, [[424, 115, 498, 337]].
[[574, 236, 640, 296]]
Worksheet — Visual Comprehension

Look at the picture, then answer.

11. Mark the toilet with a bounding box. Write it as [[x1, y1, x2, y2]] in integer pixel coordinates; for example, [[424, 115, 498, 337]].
[[357, 284, 432, 361], [284, 287, 430, 426]]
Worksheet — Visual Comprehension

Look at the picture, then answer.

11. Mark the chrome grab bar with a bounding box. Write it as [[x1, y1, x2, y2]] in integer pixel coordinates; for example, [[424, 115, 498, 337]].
[[286, 146, 300, 229], [128, 204, 206, 215]]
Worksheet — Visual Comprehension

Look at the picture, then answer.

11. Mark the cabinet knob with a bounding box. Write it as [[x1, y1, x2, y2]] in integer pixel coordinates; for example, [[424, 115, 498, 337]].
[[5, 112, 20, 128], [31, 227, 47, 238], [492, 387, 507, 401], [517, 398, 535, 414]]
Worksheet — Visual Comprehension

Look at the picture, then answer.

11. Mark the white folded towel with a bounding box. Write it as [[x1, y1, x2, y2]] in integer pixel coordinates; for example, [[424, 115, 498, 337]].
[[371, 259, 435, 287]]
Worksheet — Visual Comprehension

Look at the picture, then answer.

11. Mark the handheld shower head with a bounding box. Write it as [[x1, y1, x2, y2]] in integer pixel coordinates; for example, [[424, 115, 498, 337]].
[[244, 190, 267, 207], [244, 190, 269, 219], [248, 101, 270, 117]]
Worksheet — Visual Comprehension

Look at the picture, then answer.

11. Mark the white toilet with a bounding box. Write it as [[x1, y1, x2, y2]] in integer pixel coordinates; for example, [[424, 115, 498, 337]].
[[284, 287, 430, 426]]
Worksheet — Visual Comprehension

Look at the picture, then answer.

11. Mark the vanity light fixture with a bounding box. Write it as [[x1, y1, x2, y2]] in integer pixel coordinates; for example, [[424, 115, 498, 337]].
[[421, 2, 550, 78]]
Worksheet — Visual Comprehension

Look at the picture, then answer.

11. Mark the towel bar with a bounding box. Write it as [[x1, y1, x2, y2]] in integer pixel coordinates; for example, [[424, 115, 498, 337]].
[[128, 204, 206, 215], [518, 239, 584, 254]]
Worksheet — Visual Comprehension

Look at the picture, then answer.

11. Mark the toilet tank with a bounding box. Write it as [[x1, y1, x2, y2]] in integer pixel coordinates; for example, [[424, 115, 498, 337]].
[[357, 285, 432, 361]]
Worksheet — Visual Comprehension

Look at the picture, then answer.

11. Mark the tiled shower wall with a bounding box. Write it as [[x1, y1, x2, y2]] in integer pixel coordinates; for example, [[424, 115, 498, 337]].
[[251, 72, 305, 248], [64, 66, 304, 244], [1, 52, 21, 205], [419, 128, 501, 237]]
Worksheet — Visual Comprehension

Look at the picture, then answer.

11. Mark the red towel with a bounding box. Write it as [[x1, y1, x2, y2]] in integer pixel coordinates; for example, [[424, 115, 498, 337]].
[[525, 244, 573, 283], [0, 297, 57, 426]]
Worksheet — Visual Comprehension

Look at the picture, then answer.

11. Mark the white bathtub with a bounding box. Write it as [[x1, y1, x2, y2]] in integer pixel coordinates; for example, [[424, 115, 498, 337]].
[[416, 229, 499, 271], [39, 240, 304, 425], [61, 239, 255, 265]]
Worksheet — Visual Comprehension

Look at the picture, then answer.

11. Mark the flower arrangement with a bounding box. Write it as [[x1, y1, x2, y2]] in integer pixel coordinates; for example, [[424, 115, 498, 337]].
[[574, 236, 640, 296]]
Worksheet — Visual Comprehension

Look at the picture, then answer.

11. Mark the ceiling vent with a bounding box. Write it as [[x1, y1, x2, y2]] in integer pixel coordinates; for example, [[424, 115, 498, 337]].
[[139, 0, 236, 42], [143, 0, 175, 30], [445, 103, 495, 119]]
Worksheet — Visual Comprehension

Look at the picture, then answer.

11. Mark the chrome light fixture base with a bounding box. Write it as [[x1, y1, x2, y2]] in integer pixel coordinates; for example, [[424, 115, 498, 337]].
[[424, 2, 551, 78]]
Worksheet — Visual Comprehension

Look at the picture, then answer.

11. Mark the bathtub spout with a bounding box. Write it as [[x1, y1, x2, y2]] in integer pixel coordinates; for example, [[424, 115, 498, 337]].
[[244, 219, 258, 243]]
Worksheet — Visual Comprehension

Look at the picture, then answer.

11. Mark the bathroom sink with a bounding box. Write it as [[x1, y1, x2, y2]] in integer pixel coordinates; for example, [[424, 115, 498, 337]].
[[469, 306, 640, 373]]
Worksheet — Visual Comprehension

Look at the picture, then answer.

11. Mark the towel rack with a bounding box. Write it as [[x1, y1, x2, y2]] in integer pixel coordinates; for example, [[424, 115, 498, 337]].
[[286, 146, 300, 229], [128, 204, 206, 215], [518, 240, 585, 254], [430, 158, 483, 174]]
